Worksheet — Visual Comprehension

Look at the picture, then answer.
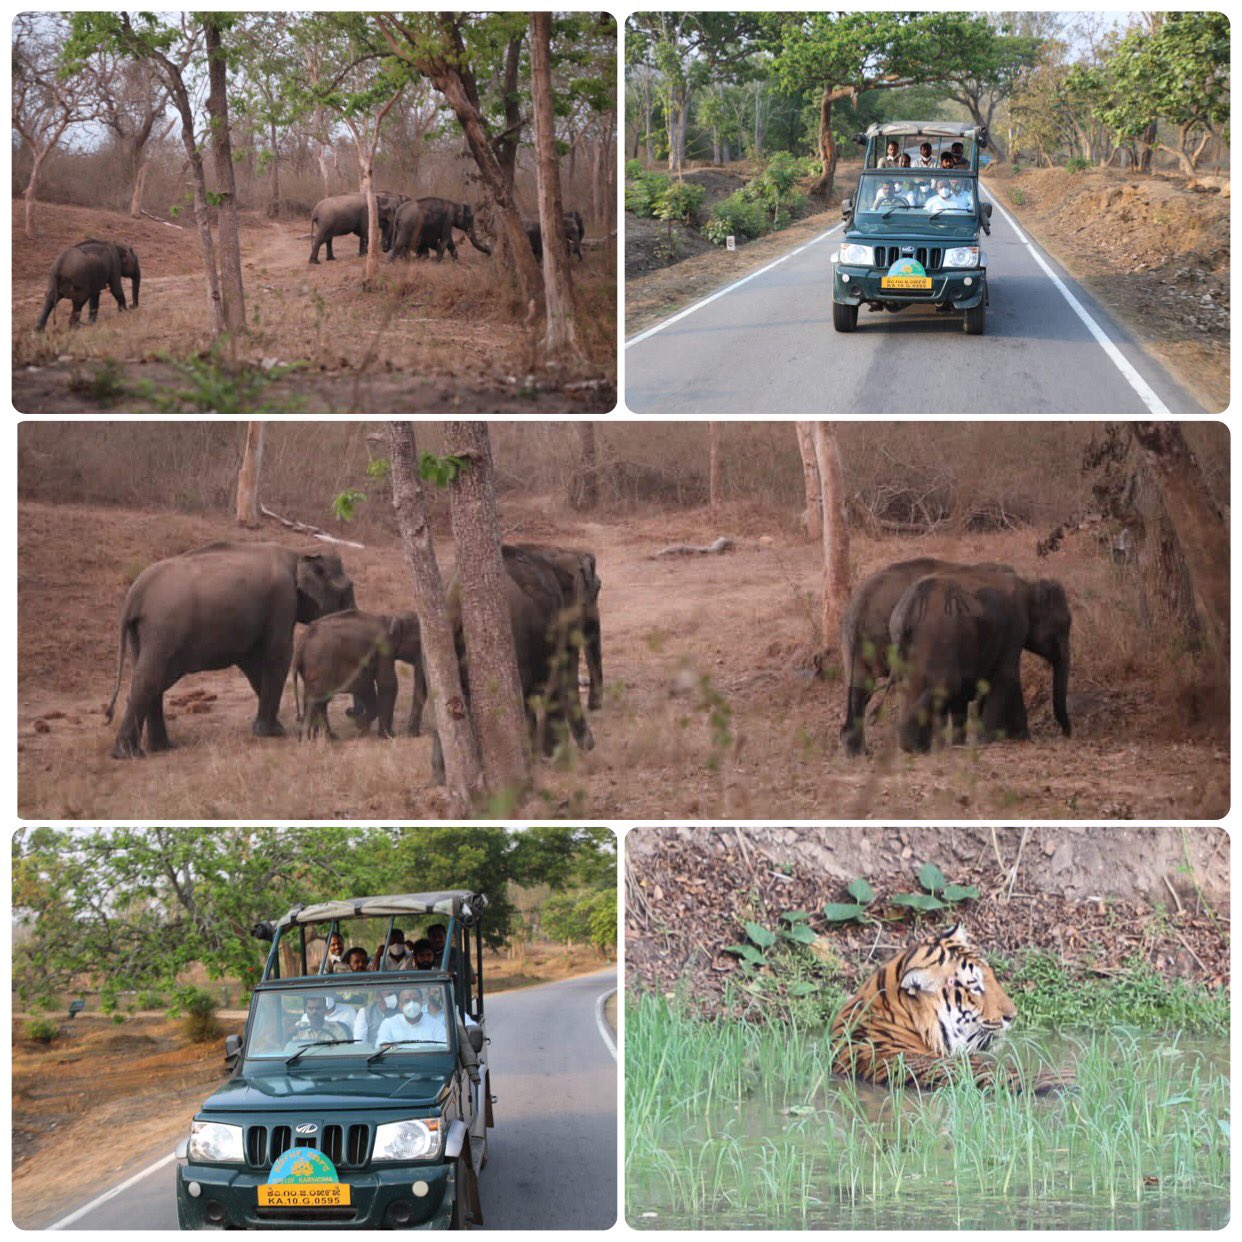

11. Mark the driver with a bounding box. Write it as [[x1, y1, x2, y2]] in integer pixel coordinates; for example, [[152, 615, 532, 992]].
[[375, 988, 449, 1046], [287, 994, 352, 1048], [872, 178, 906, 208]]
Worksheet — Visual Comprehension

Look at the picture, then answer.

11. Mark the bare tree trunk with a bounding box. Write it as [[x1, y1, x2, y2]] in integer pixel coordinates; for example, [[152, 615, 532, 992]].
[[573, 421, 600, 511], [795, 422, 822, 541], [204, 19, 246, 334], [236, 422, 265, 527], [386, 421, 483, 812], [708, 423, 721, 511], [813, 423, 850, 648], [23, 149, 47, 240], [445, 422, 531, 796], [530, 12, 581, 364], [1132, 422, 1230, 673], [268, 119, 281, 216]]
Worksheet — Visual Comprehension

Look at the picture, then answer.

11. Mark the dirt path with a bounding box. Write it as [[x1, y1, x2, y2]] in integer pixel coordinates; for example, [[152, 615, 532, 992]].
[[18, 500, 1227, 820]]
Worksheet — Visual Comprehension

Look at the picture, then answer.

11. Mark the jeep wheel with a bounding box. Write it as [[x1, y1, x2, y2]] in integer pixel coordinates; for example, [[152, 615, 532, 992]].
[[832, 301, 859, 333], [963, 301, 985, 335]]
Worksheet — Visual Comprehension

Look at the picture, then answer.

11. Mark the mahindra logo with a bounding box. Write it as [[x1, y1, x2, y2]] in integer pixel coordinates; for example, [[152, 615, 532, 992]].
[[901, 246, 915, 255], [296, 1123, 318, 1135]]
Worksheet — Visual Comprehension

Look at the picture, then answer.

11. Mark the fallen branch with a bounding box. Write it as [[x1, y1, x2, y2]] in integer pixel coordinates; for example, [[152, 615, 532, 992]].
[[260, 504, 365, 549], [141, 208, 182, 228], [652, 535, 735, 558]]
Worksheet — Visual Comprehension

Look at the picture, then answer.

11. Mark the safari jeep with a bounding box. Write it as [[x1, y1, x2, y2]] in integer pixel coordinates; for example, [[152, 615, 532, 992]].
[[175, 891, 492, 1230], [831, 122, 992, 335]]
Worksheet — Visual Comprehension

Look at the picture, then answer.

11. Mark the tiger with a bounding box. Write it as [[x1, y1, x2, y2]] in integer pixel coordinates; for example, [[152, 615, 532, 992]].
[[831, 922, 1062, 1092]]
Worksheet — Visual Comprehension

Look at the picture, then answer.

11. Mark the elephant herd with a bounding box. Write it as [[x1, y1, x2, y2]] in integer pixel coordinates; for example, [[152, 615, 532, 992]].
[[104, 539, 603, 786], [36, 239, 141, 330], [101, 541, 1070, 777], [307, 190, 586, 266]]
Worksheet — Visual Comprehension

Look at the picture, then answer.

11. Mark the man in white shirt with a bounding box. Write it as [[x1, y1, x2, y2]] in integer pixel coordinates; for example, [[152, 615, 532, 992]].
[[355, 989, 400, 1043], [912, 142, 935, 168], [375, 989, 449, 1047], [924, 180, 969, 212], [877, 139, 903, 167]]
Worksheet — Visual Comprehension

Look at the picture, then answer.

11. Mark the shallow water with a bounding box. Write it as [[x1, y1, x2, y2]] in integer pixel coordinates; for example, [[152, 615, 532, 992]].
[[627, 1033, 1230, 1231]]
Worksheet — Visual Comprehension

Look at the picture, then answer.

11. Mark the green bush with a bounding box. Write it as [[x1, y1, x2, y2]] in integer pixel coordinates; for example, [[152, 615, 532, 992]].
[[624, 171, 667, 217], [747, 151, 803, 219], [1010, 187, 1026, 206], [624, 158, 644, 181], [1065, 156, 1091, 174], [26, 1018, 60, 1044], [181, 989, 221, 1043], [654, 181, 706, 225], [704, 192, 768, 245]]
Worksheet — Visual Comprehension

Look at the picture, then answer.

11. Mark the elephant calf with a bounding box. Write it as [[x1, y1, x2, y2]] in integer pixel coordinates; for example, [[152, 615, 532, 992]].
[[293, 610, 424, 741], [37, 239, 140, 330], [889, 568, 1072, 753], [524, 210, 586, 262], [388, 196, 492, 262]]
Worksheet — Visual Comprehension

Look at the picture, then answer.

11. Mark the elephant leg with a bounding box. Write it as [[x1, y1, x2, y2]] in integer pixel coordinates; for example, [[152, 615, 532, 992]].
[[145, 694, 175, 752], [69, 296, 87, 328], [898, 687, 936, 753], [325, 237, 335, 261], [840, 682, 872, 756], [309, 234, 322, 264], [982, 677, 1029, 742], [88, 292, 101, 323], [111, 658, 167, 759], [353, 683, 378, 736], [374, 661, 398, 739], [447, 236, 459, 260], [251, 644, 289, 738], [407, 659, 427, 737]]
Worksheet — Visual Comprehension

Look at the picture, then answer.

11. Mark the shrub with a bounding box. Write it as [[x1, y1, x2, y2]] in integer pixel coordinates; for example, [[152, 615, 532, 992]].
[[181, 989, 220, 1043], [747, 151, 803, 219], [704, 192, 767, 245], [1010, 187, 1026, 206], [624, 171, 667, 217], [624, 158, 644, 181], [654, 181, 706, 225], [1065, 156, 1091, 174], [26, 1018, 60, 1044]]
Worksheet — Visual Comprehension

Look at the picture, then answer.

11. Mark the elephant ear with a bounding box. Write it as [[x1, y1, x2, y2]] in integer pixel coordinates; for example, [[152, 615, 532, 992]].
[[295, 554, 332, 610]]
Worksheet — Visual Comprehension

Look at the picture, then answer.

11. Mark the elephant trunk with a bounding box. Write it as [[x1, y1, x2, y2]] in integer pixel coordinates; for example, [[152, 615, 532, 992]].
[[1051, 638, 1071, 737]]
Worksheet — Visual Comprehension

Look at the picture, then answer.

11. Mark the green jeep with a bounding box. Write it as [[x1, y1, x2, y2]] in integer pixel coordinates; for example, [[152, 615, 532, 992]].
[[175, 891, 492, 1229], [831, 122, 993, 335]]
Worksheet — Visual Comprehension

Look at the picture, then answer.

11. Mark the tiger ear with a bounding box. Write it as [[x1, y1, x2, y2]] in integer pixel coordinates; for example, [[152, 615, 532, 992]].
[[899, 967, 939, 994], [942, 922, 970, 949]]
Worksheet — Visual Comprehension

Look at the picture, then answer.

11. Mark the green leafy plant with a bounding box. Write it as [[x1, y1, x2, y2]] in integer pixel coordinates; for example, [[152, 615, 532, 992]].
[[823, 877, 876, 924], [1010, 186, 1025, 206], [653, 181, 706, 225], [331, 489, 366, 521], [1065, 155, 1091, 174], [891, 863, 980, 914], [724, 911, 821, 979], [365, 457, 391, 480], [418, 451, 467, 487], [704, 192, 768, 245], [26, 1017, 59, 1044], [180, 989, 220, 1043]]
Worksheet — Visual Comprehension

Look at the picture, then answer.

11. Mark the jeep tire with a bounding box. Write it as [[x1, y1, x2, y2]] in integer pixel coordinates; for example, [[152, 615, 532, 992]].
[[832, 301, 859, 333], [963, 301, 985, 335]]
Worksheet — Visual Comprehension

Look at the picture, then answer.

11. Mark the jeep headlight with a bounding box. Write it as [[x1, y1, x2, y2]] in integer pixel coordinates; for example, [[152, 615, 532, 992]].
[[373, 1118, 442, 1162], [838, 243, 873, 266], [943, 246, 980, 268], [188, 1120, 243, 1163]]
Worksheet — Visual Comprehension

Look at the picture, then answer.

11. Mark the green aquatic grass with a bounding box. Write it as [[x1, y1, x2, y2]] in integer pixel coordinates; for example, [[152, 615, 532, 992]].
[[626, 993, 1230, 1230]]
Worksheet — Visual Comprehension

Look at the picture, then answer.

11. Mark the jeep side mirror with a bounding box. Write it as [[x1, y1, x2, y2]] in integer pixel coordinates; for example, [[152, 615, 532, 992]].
[[224, 1033, 242, 1069], [982, 203, 993, 218], [841, 196, 853, 222], [467, 1027, 484, 1053], [980, 201, 992, 235]]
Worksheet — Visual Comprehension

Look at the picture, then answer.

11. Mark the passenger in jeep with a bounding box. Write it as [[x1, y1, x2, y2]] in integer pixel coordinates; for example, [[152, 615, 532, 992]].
[[950, 141, 969, 167], [287, 994, 352, 1048], [913, 142, 935, 167], [879, 139, 903, 167]]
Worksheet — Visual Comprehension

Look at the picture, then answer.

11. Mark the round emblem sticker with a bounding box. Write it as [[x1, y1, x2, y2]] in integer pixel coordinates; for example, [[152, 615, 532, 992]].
[[887, 259, 927, 278], [268, 1146, 341, 1185]]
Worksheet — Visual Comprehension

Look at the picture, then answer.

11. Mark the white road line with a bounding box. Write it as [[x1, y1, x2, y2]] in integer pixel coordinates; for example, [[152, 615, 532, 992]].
[[594, 988, 618, 1061], [983, 189, 1171, 415], [49, 1150, 176, 1230], [625, 223, 842, 347]]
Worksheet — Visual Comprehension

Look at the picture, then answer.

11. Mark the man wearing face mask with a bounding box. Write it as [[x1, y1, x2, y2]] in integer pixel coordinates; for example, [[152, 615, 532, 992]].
[[354, 988, 400, 1043], [375, 988, 449, 1046], [373, 929, 410, 972], [323, 991, 357, 1030]]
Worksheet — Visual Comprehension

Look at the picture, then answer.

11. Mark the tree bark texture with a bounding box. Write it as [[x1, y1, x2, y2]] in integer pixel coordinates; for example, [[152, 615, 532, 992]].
[[204, 19, 246, 333], [708, 423, 722, 510], [813, 423, 851, 649], [386, 421, 483, 812], [795, 422, 823, 541], [235, 422, 265, 527], [445, 422, 532, 797], [572, 421, 600, 511]]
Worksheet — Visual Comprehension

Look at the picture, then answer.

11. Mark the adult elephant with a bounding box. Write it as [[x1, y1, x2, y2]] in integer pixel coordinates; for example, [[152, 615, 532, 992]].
[[524, 210, 585, 262], [839, 558, 1018, 756], [889, 568, 1072, 753], [105, 541, 356, 758], [37, 239, 140, 330], [429, 545, 594, 784], [508, 542, 602, 710], [308, 191, 407, 263], [387, 196, 491, 262]]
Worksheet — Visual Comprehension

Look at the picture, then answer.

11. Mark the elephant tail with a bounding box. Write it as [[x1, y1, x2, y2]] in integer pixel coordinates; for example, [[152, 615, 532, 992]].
[[104, 613, 133, 723]]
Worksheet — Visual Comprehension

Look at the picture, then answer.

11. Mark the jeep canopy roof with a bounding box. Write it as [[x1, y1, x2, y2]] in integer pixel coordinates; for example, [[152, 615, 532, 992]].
[[863, 121, 986, 141], [275, 891, 488, 929]]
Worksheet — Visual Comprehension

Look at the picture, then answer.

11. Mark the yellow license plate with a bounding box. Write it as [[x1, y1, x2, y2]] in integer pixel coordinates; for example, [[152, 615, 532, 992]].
[[881, 276, 933, 290], [258, 1183, 351, 1208]]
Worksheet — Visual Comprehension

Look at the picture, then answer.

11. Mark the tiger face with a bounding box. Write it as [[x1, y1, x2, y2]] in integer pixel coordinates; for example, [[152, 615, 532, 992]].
[[896, 924, 1017, 1055]]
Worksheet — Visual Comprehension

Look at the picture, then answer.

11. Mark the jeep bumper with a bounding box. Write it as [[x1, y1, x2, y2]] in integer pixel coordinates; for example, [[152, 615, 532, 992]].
[[175, 1161, 453, 1230], [832, 265, 987, 309]]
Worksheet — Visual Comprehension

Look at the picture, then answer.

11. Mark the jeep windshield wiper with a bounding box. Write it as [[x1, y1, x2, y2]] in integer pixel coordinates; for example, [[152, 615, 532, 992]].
[[367, 1039, 442, 1064], [285, 1038, 357, 1066]]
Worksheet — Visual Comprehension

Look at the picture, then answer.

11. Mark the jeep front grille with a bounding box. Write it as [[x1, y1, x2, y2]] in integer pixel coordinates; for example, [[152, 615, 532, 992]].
[[244, 1123, 370, 1170], [874, 245, 943, 272]]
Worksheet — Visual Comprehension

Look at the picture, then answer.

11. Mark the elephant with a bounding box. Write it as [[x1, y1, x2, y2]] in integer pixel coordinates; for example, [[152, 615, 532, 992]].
[[524, 210, 586, 262], [387, 196, 492, 262], [293, 610, 424, 741], [429, 545, 594, 784], [888, 568, 1072, 753], [508, 542, 602, 710], [839, 558, 1018, 756], [104, 541, 356, 758], [308, 191, 408, 263], [37, 239, 140, 330]]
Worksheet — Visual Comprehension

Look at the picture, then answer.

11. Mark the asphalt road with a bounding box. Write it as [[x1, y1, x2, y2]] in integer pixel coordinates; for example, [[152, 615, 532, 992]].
[[625, 191, 1201, 415], [52, 969, 618, 1231]]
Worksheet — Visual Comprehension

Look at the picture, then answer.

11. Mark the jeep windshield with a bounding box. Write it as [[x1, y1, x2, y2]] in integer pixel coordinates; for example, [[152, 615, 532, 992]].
[[857, 172, 977, 216], [244, 980, 454, 1060]]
